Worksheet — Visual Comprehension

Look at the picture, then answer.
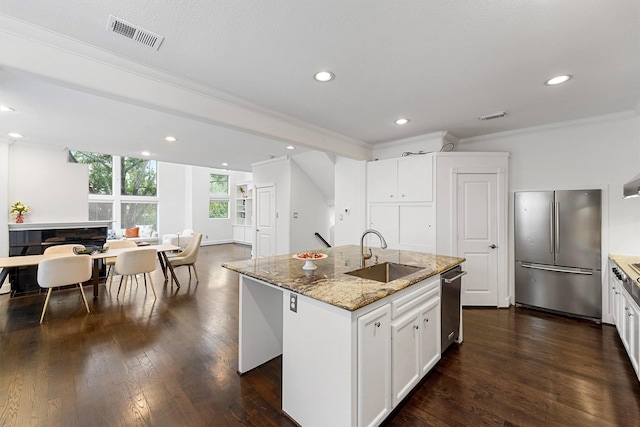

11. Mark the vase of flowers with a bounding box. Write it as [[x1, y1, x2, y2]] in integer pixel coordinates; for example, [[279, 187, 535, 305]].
[[10, 201, 30, 223]]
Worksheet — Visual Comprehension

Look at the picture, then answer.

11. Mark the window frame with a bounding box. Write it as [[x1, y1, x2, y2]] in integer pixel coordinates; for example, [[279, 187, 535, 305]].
[[209, 173, 230, 220]]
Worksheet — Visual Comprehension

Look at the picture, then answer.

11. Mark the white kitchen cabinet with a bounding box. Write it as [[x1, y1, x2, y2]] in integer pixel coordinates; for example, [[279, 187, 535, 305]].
[[622, 290, 640, 375], [367, 155, 433, 203], [357, 305, 391, 427], [369, 204, 435, 253], [232, 224, 253, 245], [419, 298, 441, 376], [391, 296, 440, 407]]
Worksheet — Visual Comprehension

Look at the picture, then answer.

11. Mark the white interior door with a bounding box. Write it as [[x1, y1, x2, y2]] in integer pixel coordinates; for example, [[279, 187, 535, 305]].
[[457, 173, 498, 306], [255, 185, 276, 258]]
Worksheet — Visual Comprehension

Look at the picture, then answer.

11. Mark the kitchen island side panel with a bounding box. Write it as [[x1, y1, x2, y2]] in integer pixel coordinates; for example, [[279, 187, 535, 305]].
[[238, 276, 283, 373], [282, 291, 356, 427]]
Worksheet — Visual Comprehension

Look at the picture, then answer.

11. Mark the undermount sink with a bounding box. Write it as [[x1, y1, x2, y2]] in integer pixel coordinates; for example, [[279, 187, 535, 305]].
[[345, 262, 423, 283]]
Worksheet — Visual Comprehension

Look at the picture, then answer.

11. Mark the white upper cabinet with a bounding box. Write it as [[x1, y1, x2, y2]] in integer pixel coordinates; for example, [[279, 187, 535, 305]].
[[367, 155, 433, 203]]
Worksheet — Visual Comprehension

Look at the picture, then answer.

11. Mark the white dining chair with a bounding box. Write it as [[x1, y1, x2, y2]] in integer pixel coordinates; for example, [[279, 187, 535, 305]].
[[103, 240, 138, 291], [166, 233, 202, 286], [37, 254, 91, 323], [114, 248, 157, 304]]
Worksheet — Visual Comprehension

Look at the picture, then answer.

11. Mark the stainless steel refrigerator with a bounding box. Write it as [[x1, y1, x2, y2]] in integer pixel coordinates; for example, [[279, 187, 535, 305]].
[[515, 190, 601, 320]]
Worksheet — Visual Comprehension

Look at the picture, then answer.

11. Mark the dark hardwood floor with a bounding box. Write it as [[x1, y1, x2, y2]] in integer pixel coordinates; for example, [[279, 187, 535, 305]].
[[1, 244, 639, 426]]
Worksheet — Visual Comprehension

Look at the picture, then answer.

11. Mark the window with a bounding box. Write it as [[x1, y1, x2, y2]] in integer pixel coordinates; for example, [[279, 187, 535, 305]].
[[121, 202, 158, 229], [209, 174, 228, 195], [69, 151, 113, 195], [209, 173, 229, 219], [89, 202, 113, 221], [71, 150, 158, 231], [209, 201, 229, 219], [121, 157, 157, 196]]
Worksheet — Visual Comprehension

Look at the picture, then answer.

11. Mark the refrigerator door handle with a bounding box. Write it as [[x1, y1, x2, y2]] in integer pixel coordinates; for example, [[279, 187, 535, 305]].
[[555, 201, 560, 254], [521, 262, 593, 275], [549, 202, 554, 254]]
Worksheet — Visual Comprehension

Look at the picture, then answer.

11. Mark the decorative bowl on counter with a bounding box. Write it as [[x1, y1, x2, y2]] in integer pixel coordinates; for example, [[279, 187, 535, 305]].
[[292, 252, 328, 270]]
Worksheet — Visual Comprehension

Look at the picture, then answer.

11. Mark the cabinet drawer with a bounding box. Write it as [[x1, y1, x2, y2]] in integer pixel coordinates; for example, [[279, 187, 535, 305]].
[[391, 278, 439, 319]]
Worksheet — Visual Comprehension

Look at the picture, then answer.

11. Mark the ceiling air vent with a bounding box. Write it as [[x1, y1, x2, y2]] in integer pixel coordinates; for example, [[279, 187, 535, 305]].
[[107, 15, 164, 50], [478, 111, 508, 121]]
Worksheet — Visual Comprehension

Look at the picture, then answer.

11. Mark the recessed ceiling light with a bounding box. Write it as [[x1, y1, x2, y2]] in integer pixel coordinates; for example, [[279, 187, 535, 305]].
[[165, 136, 177, 142], [0, 105, 15, 112], [141, 151, 151, 156], [221, 162, 229, 166], [286, 145, 295, 150], [313, 71, 335, 82], [545, 74, 573, 86], [395, 118, 410, 125], [8, 132, 23, 138]]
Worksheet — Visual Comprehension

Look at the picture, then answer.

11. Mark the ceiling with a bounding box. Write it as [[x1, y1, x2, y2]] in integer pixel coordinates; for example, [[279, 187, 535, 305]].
[[0, 0, 638, 171]]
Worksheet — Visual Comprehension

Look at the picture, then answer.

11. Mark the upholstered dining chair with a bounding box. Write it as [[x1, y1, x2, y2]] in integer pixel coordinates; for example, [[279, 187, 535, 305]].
[[114, 248, 157, 304], [37, 254, 91, 323], [103, 239, 138, 291], [43, 244, 86, 255], [166, 233, 202, 286]]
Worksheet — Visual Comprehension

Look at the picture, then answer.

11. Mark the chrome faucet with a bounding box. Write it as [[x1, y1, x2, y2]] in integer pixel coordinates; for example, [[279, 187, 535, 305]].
[[360, 229, 388, 267]]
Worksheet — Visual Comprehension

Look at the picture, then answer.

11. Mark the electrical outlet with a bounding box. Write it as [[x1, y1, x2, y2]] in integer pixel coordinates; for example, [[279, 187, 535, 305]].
[[205, 235, 208, 239], [289, 293, 297, 312]]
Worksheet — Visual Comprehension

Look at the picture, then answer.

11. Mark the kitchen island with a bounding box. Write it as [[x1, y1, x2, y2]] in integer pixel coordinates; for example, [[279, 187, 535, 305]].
[[223, 245, 465, 427]]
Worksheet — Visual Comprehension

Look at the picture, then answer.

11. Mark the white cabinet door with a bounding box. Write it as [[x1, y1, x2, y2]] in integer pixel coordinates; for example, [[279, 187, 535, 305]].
[[397, 156, 433, 202], [398, 205, 435, 253], [623, 291, 639, 375], [369, 205, 399, 249], [391, 311, 420, 407], [358, 305, 391, 427], [419, 298, 441, 376], [367, 159, 398, 202]]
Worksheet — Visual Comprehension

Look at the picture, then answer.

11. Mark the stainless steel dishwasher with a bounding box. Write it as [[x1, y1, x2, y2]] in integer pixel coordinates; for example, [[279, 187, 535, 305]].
[[441, 265, 466, 354]]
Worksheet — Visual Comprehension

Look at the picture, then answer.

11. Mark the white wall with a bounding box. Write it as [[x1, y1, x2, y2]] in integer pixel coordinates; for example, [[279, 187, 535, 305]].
[[289, 160, 330, 253], [334, 157, 367, 246], [158, 161, 187, 238], [0, 142, 9, 258], [252, 157, 291, 255], [457, 114, 640, 255], [8, 144, 88, 223], [190, 166, 251, 245]]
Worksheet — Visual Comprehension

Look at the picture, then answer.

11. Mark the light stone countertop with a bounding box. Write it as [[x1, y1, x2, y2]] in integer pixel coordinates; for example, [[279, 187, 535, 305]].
[[609, 254, 640, 306], [223, 245, 465, 311]]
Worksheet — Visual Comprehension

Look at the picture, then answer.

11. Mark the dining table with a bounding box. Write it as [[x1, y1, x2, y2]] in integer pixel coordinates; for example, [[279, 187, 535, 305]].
[[0, 243, 181, 298]]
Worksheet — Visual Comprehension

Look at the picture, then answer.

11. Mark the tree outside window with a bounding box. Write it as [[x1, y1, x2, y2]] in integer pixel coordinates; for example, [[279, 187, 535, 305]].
[[122, 157, 157, 196], [69, 151, 113, 195], [89, 202, 113, 221], [209, 201, 229, 219], [71, 151, 158, 230], [210, 174, 228, 195], [209, 173, 229, 219]]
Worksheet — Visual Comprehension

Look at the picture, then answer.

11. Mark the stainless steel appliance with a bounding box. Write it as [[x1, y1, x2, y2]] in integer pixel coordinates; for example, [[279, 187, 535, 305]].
[[441, 265, 466, 353], [515, 190, 602, 320]]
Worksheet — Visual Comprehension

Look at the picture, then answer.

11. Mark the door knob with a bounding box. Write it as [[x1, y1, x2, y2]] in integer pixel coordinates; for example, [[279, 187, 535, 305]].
[[489, 244, 497, 249]]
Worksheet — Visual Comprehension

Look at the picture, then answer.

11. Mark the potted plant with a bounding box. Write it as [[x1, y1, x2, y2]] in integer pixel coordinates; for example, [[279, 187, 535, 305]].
[[10, 201, 30, 223]]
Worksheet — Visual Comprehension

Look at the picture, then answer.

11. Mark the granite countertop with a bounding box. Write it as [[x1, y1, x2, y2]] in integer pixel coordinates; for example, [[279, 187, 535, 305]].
[[609, 254, 640, 306], [222, 245, 465, 311]]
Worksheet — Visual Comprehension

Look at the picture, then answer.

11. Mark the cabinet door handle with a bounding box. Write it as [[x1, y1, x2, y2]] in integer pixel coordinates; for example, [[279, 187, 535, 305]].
[[401, 194, 405, 197], [424, 318, 429, 323], [414, 325, 419, 330], [374, 322, 380, 327], [390, 195, 394, 198], [624, 307, 629, 311], [629, 312, 634, 317]]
